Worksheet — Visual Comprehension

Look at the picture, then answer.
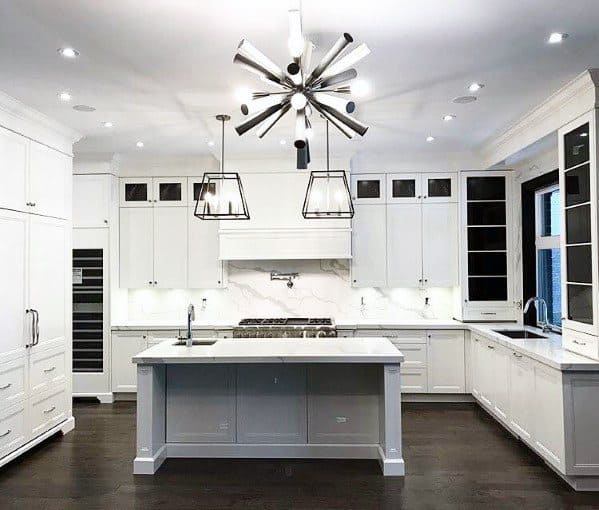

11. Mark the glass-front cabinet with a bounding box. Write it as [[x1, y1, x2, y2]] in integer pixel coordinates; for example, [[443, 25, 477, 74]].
[[120, 177, 188, 207], [559, 111, 598, 340], [386, 173, 457, 204], [459, 170, 515, 321], [351, 173, 386, 205]]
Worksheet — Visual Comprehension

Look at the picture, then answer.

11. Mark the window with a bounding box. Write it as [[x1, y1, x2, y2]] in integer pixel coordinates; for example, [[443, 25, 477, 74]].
[[535, 185, 561, 329]]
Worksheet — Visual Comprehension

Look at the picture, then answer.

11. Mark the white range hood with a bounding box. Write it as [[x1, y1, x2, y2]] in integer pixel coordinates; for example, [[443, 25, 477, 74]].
[[218, 171, 351, 260]]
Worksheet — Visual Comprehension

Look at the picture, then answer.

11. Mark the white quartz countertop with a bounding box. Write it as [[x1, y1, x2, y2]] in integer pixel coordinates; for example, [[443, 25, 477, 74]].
[[468, 324, 599, 371], [133, 337, 404, 365]]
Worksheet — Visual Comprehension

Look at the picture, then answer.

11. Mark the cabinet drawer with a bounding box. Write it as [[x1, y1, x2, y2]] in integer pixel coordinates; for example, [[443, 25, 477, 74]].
[[0, 357, 26, 410], [391, 342, 427, 368], [563, 329, 598, 361], [401, 368, 428, 393], [29, 385, 67, 439], [462, 307, 515, 322], [30, 346, 66, 393], [0, 402, 27, 459], [383, 330, 427, 344]]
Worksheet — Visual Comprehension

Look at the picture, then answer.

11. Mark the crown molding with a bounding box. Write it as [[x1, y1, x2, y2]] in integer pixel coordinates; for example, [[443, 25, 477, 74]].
[[478, 69, 599, 169], [0, 90, 81, 155]]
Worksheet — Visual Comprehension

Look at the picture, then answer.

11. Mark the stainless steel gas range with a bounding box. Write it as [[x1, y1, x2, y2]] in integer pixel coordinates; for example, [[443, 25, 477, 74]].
[[233, 318, 337, 338]]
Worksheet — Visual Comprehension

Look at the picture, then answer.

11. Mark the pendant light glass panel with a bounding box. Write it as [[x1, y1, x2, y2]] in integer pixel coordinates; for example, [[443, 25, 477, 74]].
[[302, 170, 354, 218], [194, 172, 250, 220]]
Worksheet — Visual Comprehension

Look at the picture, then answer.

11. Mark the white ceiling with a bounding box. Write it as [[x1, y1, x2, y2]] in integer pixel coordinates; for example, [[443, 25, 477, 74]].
[[1, 0, 599, 161]]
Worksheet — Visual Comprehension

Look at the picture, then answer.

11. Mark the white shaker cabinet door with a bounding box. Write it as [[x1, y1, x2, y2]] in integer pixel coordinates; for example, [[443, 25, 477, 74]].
[[387, 204, 422, 287], [188, 212, 223, 288], [489, 342, 510, 422], [73, 174, 111, 228], [0, 210, 28, 359], [28, 141, 70, 219], [153, 207, 187, 289], [119, 208, 154, 288], [508, 352, 535, 441], [111, 332, 147, 392], [28, 215, 66, 348], [427, 330, 465, 393], [351, 204, 386, 287], [0, 127, 28, 213], [422, 202, 458, 287]]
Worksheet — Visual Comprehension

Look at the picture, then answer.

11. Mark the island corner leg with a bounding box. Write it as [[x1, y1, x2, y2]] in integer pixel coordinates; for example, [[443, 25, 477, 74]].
[[378, 363, 405, 476], [133, 363, 167, 475]]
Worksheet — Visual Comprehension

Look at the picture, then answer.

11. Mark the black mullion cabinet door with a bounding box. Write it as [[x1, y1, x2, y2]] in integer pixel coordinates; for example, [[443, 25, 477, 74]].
[[466, 176, 508, 302]]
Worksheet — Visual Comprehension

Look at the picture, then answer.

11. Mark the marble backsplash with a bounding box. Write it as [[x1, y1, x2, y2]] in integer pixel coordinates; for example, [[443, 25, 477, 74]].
[[126, 260, 458, 324]]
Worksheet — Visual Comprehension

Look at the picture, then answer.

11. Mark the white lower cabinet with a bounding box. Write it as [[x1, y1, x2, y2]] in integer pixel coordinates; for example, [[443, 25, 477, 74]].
[[29, 384, 67, 439], [0, 357, 27, 408], [508, 352, 534, 441], [111, 332, 148, 392], [427, 331, 465, 393], [533, 363, 565, 469], [400, 368, 428, 393], [0, 402, 27, 459], [489, 343, 510, 422]]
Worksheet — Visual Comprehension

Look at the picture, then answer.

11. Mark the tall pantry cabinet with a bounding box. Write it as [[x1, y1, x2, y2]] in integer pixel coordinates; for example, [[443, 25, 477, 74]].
[[0, 94, 77, 467]]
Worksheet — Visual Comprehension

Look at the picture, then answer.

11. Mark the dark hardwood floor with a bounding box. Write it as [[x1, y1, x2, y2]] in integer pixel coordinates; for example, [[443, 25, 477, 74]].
[[1, 401, 598, 509]]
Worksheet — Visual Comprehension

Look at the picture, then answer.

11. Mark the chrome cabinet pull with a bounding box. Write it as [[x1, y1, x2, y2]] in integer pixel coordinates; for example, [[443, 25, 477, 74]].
[[26, 309, 35, 347], [487, 345, 495, 350], [573, 340, 587, 346], [513, 352, 523, 359], [43, 366, 56, 373], [0, 429, 11, 438], [43, 405, 56, 414], [0, 383, 12, 390]]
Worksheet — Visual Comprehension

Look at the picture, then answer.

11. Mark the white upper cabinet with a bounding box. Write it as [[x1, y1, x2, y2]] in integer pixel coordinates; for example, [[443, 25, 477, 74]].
[[188, 213, 224, 288], [120, 178, 153, 207], [188, 177, 206, 208], [387, 203, 422, 287], [119, 207, 154, 288], [0, 127, 28, 213], [422, 202, 458, 287], [0, 210, 28, 360], [73, 174, 111, 228], [421, 173, 457, 203], [28, 142, 70, 219], [153, 207, 187, 288], [351, 204, 386, 287], [386, 173, 422, 204], [351, 174, 386, 205], [153, 177, 187, 207], [28, 215, 67, 348]]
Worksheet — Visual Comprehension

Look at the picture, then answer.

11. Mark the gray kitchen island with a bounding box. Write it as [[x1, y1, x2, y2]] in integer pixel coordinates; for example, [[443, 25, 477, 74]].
[[132, 337, 404, 476]]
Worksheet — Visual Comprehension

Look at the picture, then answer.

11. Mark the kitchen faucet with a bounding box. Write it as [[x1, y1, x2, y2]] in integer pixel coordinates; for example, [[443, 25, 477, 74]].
[[523, 297, 551, 333], [186, 304, 195, 347]]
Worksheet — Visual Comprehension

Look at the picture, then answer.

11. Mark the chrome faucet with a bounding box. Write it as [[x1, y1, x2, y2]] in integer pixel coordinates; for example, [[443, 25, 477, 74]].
[[523, 297, 551, 333], [186, 304, 195, 347]]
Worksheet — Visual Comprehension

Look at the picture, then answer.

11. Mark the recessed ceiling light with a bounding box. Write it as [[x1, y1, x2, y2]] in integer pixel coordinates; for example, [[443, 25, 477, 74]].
[[443, 114, 456, 121], [207, 140, 215, 146], [548, 32, 568, 44], [72, 104, 96, 112], [57, 47, 80, 58], [452, 95, 477, 104], [136, 141, 144, 148], [468, 83, 484, 93], [102, 122, 113, 128], [58, 91, 71, 102], [279, 139, 287, 145], [426, 135, 435, 143]]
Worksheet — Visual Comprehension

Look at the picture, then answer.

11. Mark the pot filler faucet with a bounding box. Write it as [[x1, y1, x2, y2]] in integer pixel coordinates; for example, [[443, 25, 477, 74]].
[[186, 303, 195, 347], [523, 297, 551, 333]]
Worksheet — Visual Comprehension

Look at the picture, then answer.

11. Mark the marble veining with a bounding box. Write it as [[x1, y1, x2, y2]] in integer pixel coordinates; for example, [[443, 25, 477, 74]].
[[127, 260, 457, 324]]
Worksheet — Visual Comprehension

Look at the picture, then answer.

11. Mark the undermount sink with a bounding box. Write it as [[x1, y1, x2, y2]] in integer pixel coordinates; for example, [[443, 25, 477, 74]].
[[492, 329, 547, 339], [173, 338, 218, 346]]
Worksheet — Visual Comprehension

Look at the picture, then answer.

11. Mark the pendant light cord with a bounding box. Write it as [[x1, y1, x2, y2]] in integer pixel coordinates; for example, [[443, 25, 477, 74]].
[[221, 117, 225, 174]]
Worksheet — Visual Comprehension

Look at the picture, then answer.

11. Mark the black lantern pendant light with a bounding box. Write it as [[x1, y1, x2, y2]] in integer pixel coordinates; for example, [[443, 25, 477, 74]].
[[194, 115, 250, 220], [302, 120, 354, 219]]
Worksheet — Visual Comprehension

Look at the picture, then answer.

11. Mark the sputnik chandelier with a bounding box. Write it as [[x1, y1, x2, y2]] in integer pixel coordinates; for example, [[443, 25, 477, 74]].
[[233, 3, 370, 168]]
